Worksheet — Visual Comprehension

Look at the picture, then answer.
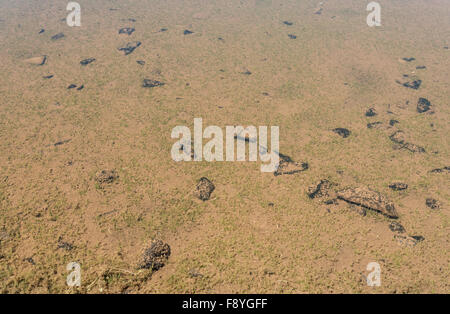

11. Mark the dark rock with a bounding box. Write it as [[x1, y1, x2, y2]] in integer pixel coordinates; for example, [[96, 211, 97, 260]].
[[411, 235, 425, 242], [136, 60, 145, 65], [416, 66, 426, 69], [307, 179, 334, 199], [430, 166, 450, 173], [39, 29, 45, 34], [194, 177, 215, 201], [402, 57, 415, 62], [43, 75, 54, 79], [241, 70, 252, 75], [425, 198, 441, 210], [119, 27, 135, 35], [51, 32, 65, 41], [118, 41, 141, 55], [139, 240, 171, 270], [283, 21, 293, 26], [365, 108, 377, 117], [417, 97, 431, 113], [160, 28, 168, 32], [402, 80, 422, 90], [57, 237, 74, 251], [332, 128, 351, 138], [95, 170, 119, 184], [80, 58, 96, 66], [367, 122, 383, 129], [142, 79, 165, 88], [67, 84, 77, 89], [183, 30, 193, 35], [288, 34, 297, 39], [337, 187, 398, 218], [77, 85, 84, 90], [389, 182, 408, 191], [324, 198, 338, 205], [389, 221, 405, 233], [389, 119, 399, 126], [54, 139, 71, 146], [274, 153, 309, 176]]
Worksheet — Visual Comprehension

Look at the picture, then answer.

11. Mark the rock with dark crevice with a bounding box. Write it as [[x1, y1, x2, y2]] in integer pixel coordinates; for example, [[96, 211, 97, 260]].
[[194, 177, 215, 201], [274, 153, 309, 176], [139, 240, 171, 271], [337, 187, 398, 218]]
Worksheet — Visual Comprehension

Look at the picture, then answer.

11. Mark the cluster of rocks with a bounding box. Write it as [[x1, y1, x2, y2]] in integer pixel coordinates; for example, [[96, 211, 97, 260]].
[[305, 179, 430, 247]]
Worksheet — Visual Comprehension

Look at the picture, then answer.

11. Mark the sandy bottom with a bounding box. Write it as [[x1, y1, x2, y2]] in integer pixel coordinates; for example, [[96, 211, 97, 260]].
[[0, 0, 448, 293]]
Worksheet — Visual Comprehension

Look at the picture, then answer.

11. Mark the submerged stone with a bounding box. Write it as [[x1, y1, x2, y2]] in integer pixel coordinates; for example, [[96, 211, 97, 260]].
[[332, 128, 351, 138], [118, 41, 141, 55], [139, 240, 171, 270], [119, 27, 135, 35], [51, 32, 65, 40], [417, 97, 431, 113], [80, 58, 95, 66], [337, 187, 398, 218], [142, 79, 165, 88], [194, 177, 215, 201]]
